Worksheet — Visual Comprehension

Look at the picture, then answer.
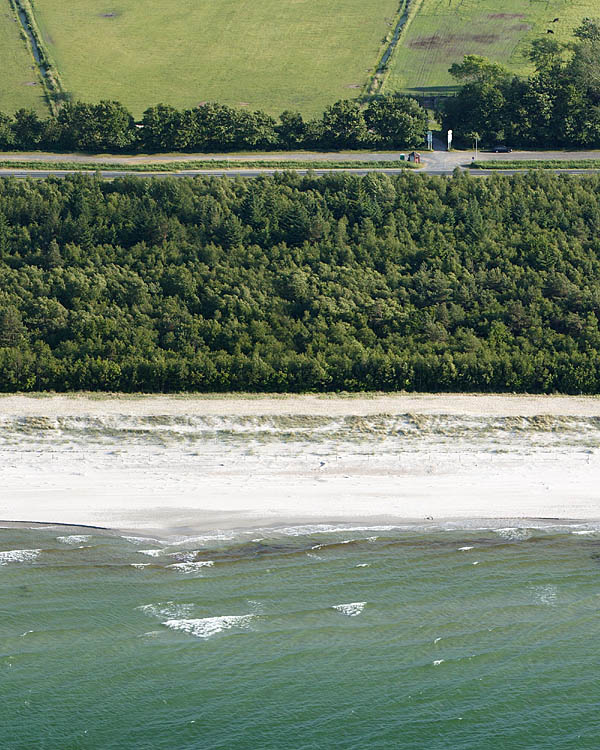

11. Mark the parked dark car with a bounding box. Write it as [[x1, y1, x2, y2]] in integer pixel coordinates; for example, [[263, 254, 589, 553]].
[[492, 145, 512, 153]]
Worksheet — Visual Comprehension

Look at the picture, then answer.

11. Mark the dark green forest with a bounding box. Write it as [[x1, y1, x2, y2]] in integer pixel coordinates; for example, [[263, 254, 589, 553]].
[[1, 171, 600, 393]]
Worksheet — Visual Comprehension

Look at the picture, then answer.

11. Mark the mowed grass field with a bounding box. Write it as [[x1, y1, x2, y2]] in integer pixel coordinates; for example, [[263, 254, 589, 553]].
[[32, 0, 400, 117], [387, 0, 600, 96], [0, 2, 46, 113]]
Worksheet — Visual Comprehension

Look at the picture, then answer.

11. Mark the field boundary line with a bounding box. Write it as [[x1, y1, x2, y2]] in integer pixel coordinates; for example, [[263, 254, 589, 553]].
[[9, 0, 65, 114], [4, 0, 47, 107], [365, 0, 425, 98], [364, 0, 406, 97]]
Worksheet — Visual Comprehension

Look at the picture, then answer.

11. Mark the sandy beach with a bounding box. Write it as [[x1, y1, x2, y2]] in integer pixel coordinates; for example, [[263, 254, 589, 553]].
[[1, 393, 600, 536], [2, 392, 600, 417]]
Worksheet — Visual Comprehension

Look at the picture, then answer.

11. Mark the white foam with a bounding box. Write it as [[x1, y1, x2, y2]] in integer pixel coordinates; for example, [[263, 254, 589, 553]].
[[163, 614, 254, 639], [123, 535, 164, 545], [494, 528, 531, 542], [277, 524, 398, 537], [138, 549, 163, 557], [532, 584, 557, 606], [434, 637, 442, 644], [433, 659, 444, 666], [57, 534, 91, 545], [458, 546, 474, 551], [356, 563, 370, 568], [332, 602, 366, 617], [170, 531, 237, 546], [131, 563, 151, 569], [138, 602, 194, 619], [169, 550, 200, 563], [167, 561, 214, 574], [0, 549, 41, 565]]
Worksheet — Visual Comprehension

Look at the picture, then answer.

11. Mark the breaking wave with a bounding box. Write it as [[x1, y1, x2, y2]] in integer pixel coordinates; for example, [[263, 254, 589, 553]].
[[332, 602, 366, 617], [57, 535, 91, 545], [0, 548, 41, 565], [162, 614, 254, 639], [138, 602, 194, 619]]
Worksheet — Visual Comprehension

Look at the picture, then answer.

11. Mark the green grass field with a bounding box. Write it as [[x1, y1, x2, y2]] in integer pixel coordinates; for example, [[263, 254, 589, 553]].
[[0, 1, 46, 113], [387, 0, 599, 96], [4, 0, 599, 121], [31, 0, 399, 117]]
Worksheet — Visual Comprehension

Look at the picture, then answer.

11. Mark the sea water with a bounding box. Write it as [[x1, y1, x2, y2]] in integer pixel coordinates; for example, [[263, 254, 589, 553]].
[[2, 521, 600, 749]]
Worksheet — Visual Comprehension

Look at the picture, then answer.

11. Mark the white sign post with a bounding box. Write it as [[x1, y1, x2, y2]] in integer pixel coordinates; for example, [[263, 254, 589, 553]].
[[427, 130, 433, 149], [447, 129, 453, 150]]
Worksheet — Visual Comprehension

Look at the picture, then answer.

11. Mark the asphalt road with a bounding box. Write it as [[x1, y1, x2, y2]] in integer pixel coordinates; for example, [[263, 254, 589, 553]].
[[2, 147, 600, 179], [3, 148, 600, 166], [3, 146, 600, 180]]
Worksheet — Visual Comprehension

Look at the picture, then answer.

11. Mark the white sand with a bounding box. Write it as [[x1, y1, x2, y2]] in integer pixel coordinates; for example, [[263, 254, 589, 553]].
[[1, 393, 600, 535], [2, 392, 600, 417]]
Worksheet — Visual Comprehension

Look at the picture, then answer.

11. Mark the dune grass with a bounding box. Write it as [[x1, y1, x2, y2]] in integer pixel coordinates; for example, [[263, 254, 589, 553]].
[[0, 3, 47, 113], [386, 0, 599, 96], [31, 0, 399, 118]]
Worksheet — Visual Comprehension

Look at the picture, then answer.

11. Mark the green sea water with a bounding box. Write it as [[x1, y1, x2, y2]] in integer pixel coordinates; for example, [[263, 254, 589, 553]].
[[2, 522, 599, 749]]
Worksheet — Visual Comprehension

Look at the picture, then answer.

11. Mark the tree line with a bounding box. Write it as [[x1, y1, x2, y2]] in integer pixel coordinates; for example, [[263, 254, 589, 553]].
[[1, 171, 600, 393], [0, 95, 428, 153], [443, 18, 600, 148]]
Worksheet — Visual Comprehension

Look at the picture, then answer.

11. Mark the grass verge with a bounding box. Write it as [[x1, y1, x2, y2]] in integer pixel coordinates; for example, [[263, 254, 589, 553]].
[[471, 160, 600, 170], [0, 159, 418, 172]]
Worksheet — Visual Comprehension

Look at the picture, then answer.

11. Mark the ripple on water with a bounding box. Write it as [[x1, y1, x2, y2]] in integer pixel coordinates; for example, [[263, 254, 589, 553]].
[[167, 561, 214, 574]]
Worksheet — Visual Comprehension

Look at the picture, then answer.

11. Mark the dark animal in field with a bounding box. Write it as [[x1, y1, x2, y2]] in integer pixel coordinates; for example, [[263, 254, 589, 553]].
[[553, 17, 559, 22], [547, 29, 554, 33]]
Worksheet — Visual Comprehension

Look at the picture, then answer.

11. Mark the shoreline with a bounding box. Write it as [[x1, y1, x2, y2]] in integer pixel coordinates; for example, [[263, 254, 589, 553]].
[[1, 515, 596, 543]]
